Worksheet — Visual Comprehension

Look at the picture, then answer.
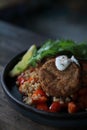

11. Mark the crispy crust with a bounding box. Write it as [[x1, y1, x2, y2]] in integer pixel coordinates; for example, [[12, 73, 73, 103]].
[[39, 58, 81, 97]]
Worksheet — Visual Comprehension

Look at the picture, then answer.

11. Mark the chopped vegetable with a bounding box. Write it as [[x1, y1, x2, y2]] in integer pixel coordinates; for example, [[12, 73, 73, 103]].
[[49, 101, 61, 112], [33, 89, 47, 96], [32, 89, 47, 104], [28, 77, 34, 82], [17, 77, 25, 85], [68, 102, 77, 113]]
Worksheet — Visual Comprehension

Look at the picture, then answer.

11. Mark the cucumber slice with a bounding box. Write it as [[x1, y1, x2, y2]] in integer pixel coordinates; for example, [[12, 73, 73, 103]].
[[10, 45, 37, 77]]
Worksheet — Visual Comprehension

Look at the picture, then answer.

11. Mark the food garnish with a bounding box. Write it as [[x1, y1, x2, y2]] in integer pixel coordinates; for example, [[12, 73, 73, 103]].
[[10, 39, 87, 76], [55, 55, 79, 71], [10, 45, 36, 77]]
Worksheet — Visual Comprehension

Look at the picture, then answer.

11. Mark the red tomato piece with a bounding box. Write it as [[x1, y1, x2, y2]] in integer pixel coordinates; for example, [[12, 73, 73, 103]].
[[68, 102, 77, 113], [28, 77, 34, 82], [32, 94, 47, 104], [32, 89, 47, 104], [17, 77, 25, 85], [33, 89, 46, 96], [49, 101, 61, 112]]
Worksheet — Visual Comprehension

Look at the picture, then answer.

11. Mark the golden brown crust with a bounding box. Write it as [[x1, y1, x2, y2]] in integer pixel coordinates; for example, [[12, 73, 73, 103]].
[[39, 58, 81, 97]]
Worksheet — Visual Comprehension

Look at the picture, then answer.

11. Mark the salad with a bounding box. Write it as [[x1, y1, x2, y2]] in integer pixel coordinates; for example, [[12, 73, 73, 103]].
[[10, 39, 87, 113]]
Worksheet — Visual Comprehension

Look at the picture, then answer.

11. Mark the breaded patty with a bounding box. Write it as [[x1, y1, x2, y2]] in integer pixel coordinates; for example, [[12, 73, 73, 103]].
[[39, 58, 81, 97]]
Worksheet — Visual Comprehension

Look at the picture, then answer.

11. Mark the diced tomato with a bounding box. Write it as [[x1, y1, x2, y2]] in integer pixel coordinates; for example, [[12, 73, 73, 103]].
[[32, 94, 47, 104], [36, 103, 48, 111], [49, 101, 61, 112], [68, 102, 77, 113], [28, 77, 34, 82], [33, 89, 46, 96], [17, 77, 25, 85], [32, 89, 47, 104]]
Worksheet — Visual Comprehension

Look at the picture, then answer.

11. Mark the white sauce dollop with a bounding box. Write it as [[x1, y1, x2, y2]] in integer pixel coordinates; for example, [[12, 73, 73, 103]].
[[71, 56, 79, 65], [55, 55, 79, 71]]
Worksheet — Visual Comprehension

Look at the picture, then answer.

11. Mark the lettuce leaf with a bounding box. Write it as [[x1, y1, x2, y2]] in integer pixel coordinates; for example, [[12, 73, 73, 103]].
[[28, 39, 76, 66], [29, 40, 87, 66]]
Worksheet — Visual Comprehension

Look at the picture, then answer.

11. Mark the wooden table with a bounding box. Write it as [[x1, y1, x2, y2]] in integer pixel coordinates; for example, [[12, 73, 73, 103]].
[[0, 21, 86, 130]]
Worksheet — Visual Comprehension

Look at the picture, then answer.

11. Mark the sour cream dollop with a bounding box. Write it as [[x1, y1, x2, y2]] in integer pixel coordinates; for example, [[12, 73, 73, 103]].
[[55, 55, 79, 71]]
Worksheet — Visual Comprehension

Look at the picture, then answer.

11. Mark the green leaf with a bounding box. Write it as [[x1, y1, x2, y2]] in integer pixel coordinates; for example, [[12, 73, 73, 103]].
[[28, 39, 77, 66], [73, 42, 87, 58]]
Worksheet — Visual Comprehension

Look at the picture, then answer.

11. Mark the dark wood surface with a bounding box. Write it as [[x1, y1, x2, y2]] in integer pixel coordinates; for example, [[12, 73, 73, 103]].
[[0, 21, 86, 130]]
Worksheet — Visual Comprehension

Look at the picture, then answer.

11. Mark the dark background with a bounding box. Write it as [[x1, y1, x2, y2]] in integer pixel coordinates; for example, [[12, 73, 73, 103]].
[[0, 0, 87, 42]]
